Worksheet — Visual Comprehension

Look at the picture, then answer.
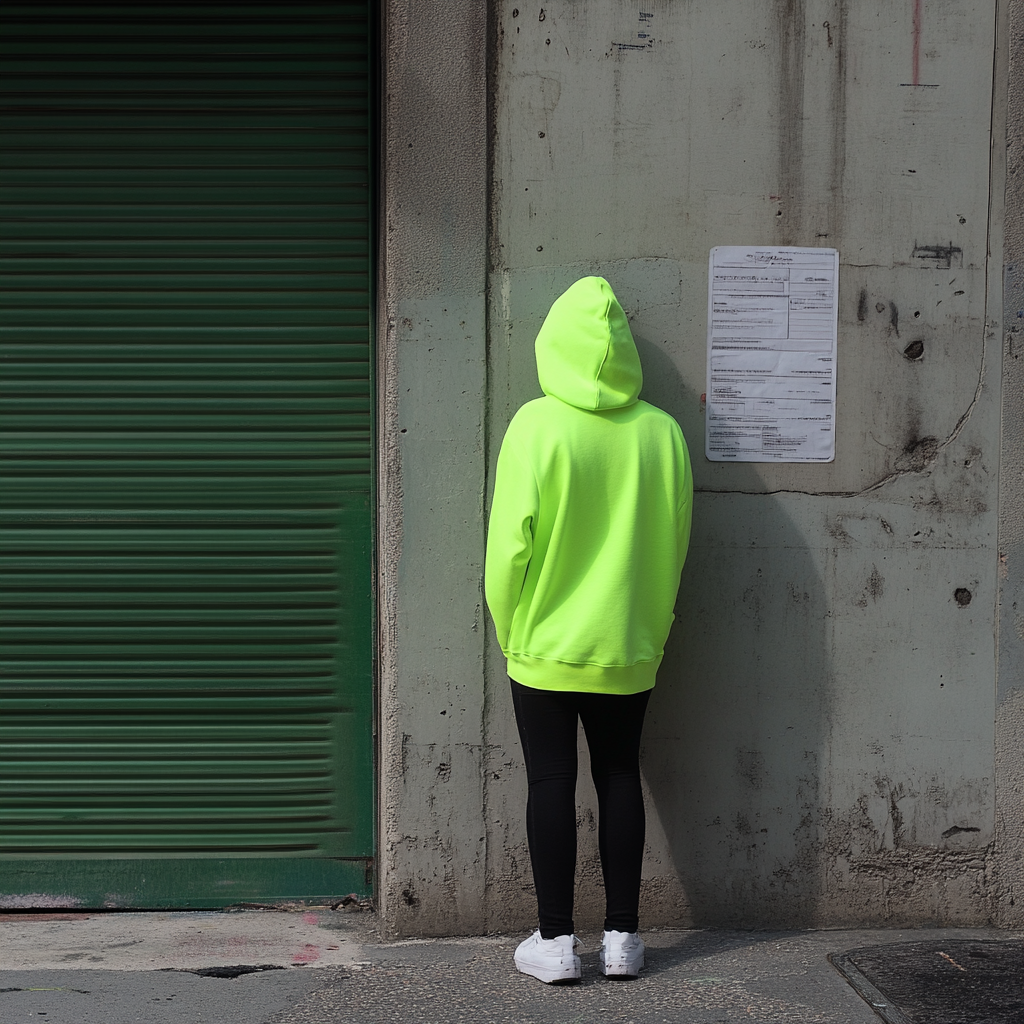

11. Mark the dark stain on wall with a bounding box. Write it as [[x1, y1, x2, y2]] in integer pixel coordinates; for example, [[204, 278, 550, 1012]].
[[942, 824, 981, 838], [913, 243, 964, 269], [737, 748, 767, 789], [897, 435, 939, 473], [828, 1, 848, 244], [775, 0, 847, 245], [776, 0, 806, 246], [889, 792, 905, 849], [889, 301, 900, 337]]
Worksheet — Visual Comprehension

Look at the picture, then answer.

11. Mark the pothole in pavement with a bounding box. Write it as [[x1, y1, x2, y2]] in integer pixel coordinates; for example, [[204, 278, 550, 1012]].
[[161, 965, 287, 979]]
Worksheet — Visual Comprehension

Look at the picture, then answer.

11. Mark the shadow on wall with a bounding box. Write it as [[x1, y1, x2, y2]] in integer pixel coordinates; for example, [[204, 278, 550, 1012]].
[[635, 333, 829, 929]]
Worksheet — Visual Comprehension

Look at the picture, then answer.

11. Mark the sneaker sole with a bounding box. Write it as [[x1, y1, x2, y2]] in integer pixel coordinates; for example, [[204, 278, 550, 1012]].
[[515, 959, 581, 984], [600, 954, 644, 978]]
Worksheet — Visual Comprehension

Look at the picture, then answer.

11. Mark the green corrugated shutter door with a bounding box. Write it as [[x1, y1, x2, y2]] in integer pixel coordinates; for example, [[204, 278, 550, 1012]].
[[0, 2, 374, 906]]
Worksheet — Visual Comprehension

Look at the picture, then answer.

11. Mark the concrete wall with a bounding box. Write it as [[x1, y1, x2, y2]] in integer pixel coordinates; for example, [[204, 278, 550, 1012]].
[[380, 0, 1018, 933], [995, 0, 1024, 928]]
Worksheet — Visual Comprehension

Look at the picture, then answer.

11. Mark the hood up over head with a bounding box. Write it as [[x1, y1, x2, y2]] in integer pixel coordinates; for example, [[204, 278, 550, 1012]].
[[534, 276, 643, 411]]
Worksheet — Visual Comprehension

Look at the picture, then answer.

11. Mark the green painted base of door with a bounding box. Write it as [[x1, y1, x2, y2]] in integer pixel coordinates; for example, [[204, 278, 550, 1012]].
[[0, 859, 372, 910]]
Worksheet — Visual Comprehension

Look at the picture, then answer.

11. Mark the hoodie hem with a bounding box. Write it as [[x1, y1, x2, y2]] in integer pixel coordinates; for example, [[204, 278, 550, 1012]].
[[505, 653, 661, 694]]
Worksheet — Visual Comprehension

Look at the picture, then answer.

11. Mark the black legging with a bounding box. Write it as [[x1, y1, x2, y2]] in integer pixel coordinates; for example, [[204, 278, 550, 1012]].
[[510, 678, 652, 939]]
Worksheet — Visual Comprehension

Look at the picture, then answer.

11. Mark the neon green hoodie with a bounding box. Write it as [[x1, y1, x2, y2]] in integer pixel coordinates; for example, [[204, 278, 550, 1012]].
[[485, 276, 693, 694]]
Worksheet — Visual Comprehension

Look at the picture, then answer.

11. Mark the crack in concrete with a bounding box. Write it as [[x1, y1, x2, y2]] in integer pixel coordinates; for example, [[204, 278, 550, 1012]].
[[858, 338, 987, 495], [697, 336, 988, 500]]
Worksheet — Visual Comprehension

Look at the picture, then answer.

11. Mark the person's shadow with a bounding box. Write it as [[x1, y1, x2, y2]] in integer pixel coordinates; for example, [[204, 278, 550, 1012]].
[[485, 261, 829, 930], [635, 328, 828, 929]]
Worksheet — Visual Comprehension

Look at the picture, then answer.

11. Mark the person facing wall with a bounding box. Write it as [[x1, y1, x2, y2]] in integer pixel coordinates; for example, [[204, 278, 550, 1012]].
[[485, 276, 693, 983]]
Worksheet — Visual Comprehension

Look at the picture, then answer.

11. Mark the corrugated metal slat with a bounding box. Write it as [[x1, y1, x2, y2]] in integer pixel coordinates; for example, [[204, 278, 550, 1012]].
[[0, 1, 373, 878]]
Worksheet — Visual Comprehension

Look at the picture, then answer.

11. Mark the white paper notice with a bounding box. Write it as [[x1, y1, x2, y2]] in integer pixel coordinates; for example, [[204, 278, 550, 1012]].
[[705, 246, 839, 463]]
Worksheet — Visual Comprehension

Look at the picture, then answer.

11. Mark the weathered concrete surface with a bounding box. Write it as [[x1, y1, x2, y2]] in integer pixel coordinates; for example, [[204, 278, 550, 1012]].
[[378, 0, 490, 934], [380, 0, 1016, 934], [0, 909, 376, 971], [4, 912, 1021, 1024], [482, 0, 1005, 931], [995, 0, 1024, 930]]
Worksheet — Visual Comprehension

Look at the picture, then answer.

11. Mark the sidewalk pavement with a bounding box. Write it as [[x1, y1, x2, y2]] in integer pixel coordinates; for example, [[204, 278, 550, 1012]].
[[0, 909, 1016, 1023]]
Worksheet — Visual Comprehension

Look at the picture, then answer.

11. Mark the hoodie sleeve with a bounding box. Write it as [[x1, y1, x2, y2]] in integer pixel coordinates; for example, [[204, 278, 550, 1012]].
[[676, 432, 694, 572], [484, 433, 539, 652]]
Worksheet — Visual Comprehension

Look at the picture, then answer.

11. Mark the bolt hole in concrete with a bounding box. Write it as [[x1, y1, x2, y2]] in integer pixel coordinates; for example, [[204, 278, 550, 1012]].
[[830, 940, 1024, 1024], [954, 588, 972, 607]]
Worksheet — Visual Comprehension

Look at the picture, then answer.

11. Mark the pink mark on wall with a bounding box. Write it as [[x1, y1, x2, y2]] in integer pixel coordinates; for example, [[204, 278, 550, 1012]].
[[912, 0, 923, 87]]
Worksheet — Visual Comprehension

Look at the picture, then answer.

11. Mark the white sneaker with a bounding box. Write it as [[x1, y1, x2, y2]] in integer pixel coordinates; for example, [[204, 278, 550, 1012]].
[[600, 929, 645, 977], [514, 930, 581, 983]]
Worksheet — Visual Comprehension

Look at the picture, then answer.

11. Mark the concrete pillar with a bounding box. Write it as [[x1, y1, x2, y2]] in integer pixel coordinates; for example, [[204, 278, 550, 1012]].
[[378, 0, 490, 935], [995, 0, 1024, 928]]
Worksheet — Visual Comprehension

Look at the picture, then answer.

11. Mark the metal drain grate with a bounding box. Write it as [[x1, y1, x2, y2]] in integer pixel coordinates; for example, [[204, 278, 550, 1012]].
[[830, 940, 1024, 1024]]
